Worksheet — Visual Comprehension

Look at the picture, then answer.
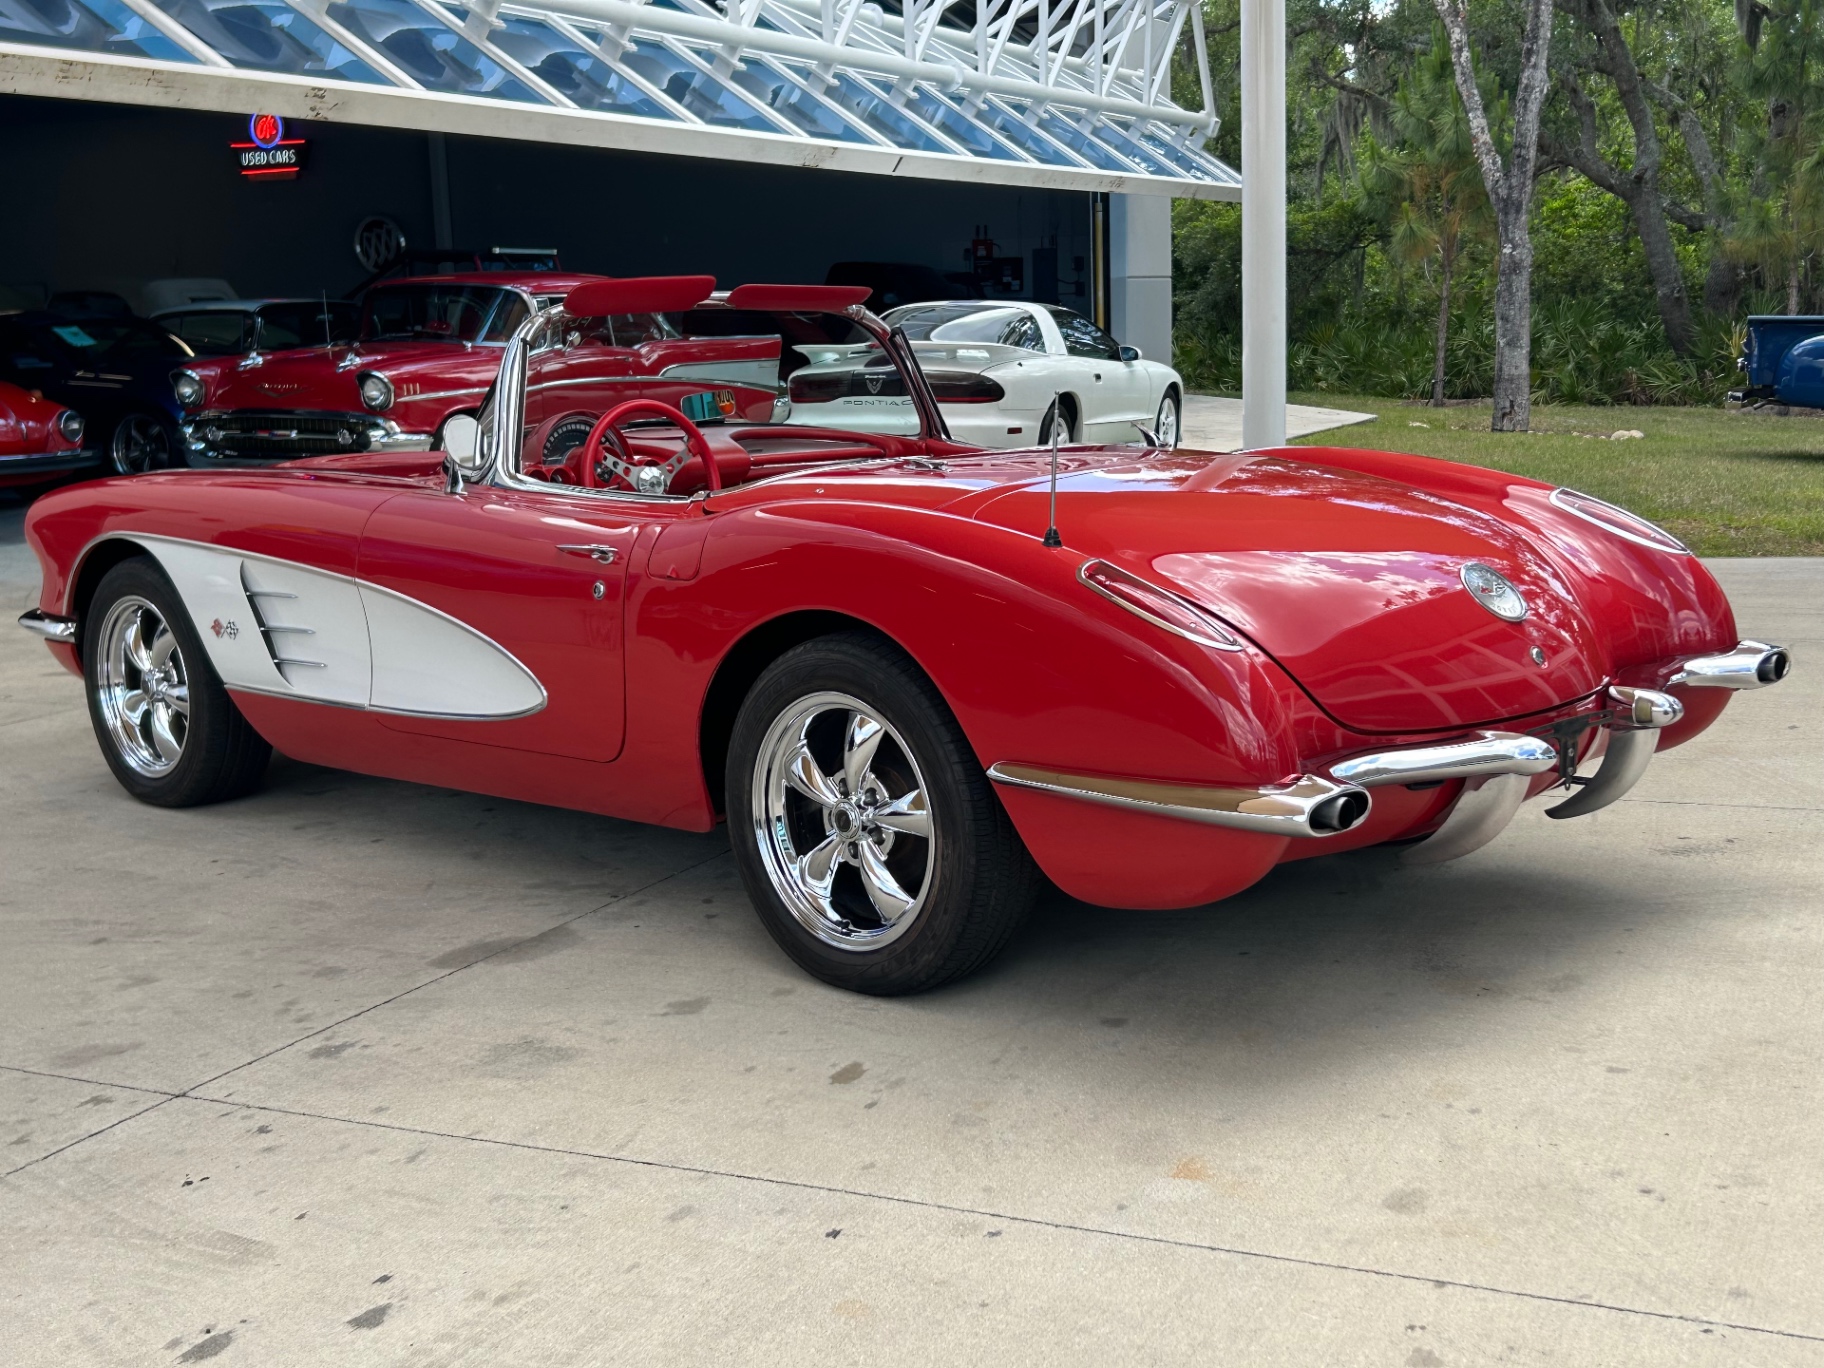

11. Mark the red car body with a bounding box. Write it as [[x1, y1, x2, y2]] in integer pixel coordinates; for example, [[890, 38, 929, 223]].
[[0, 381, 88, 488], [173, 273, 778, 466], [18, 281, 1790, 989]]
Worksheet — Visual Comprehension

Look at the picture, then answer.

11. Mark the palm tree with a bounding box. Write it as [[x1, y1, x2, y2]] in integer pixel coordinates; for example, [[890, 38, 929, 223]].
[[1360, 32, 1494, 405]]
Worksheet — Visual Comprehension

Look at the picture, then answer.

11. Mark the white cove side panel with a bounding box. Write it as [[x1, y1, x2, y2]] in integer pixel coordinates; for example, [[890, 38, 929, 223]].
[[361, 585, 546, 719], [138, 537, 371, 707]]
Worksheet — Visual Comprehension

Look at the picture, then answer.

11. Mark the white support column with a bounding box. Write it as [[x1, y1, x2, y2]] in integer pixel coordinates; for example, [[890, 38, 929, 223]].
[[1240, 0, 1285, 448], [1108, 191, 1173, 365]]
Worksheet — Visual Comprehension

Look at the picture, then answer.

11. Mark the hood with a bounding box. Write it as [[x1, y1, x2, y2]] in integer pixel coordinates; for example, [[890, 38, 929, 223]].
[[192, 341, 488, 411], [966, 450, 1606, 733]]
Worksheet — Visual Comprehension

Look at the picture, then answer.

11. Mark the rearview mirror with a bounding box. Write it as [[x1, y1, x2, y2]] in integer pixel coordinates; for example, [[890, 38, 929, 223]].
[[1118, 345, 1141, 362], [440, 413, 486, 489]]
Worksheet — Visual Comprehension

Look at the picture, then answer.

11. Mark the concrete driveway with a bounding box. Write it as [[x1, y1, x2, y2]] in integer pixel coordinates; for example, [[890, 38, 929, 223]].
[[2, 491, 1820, 1367]]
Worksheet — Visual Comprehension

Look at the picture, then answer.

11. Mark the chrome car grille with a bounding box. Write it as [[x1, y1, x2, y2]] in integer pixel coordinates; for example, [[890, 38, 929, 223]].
[[184, 411, 378, 461]]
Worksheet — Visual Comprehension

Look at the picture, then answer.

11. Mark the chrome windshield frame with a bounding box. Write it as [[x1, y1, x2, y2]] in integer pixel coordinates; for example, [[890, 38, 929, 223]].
[[480, 292, 951, 500]]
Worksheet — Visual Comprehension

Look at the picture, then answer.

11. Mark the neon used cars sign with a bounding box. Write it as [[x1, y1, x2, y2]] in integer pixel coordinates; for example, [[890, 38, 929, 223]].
[[233, 114, 306, 180]]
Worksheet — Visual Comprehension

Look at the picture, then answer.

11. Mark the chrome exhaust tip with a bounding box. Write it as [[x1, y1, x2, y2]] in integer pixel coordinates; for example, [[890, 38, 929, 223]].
[[1675, 640, 1793, 690], [1309, 789, 1371, 834]]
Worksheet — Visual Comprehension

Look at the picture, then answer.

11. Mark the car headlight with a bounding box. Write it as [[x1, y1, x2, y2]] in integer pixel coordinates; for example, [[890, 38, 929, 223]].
[[56, 409, 84, 444], [358, 371, 395, 413], [172, 370, 206, 409]]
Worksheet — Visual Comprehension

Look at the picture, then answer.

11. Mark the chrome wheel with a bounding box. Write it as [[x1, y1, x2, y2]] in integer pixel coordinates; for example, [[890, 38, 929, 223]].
[[751, 690, 935, 951], [94, 596, 190, 776], [109, 414, 171, 475], [1156, 392, 1180, 447]]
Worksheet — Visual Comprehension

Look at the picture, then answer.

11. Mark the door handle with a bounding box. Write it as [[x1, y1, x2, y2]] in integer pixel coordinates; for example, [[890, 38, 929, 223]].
[[557, 544, 620, 564]]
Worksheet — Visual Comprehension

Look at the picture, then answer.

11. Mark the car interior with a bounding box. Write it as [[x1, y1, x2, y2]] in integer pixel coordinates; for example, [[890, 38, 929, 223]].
[[502, 279, 957, 499]]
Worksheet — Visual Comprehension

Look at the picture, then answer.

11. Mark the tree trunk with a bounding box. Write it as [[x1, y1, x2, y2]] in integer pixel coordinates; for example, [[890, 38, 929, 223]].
[[1703, 247, 1743, 317], [1435, 0, 1552, 432], [1790, 259, 1801, 315], [1491, 222, 1535, 430], [1432, 249, 1453, 407], [1625, 183, 1698, 354], [1550, 15, 1698, 357]]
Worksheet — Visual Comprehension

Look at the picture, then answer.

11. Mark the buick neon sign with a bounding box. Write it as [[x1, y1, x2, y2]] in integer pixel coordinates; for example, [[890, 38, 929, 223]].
[[233, 114, 306, 179]]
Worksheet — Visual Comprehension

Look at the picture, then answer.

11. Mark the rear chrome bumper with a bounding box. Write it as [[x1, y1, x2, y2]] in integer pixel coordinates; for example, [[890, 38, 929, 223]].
[[991, 641, 1793, 860], [1330, 732, 1558, 788], [987, 763, 1371, 838], [18, 609, 78, 642]]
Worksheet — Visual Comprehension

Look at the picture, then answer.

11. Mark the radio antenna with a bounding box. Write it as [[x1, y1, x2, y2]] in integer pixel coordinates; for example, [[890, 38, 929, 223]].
[[321, 290, 332, 350], [1042, 392, 1063, 548]]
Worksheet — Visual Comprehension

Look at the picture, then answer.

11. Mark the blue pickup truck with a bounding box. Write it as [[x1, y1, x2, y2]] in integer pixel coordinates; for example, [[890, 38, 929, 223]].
[[1735, 315, 1824, 406]]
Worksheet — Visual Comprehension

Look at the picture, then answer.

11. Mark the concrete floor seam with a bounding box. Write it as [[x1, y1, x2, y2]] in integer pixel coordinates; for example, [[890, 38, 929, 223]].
[[173, 850, 734, 1099], [0, 854, 728, 1184], [2, 1094, 176, 1180], [1617, 798, 1824, 812], [166, 1092, 1824, 1348]]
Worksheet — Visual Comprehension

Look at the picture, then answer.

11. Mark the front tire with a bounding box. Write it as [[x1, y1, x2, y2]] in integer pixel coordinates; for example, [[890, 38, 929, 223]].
[[83, 558, 271, 806], [108, 413, 176, 475], [727, 632, 1039, 995]]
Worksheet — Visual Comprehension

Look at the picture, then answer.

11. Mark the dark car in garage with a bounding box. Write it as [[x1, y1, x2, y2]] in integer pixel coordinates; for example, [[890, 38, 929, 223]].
[[152, 299, 360, 359], [0, 310, 193, 475]]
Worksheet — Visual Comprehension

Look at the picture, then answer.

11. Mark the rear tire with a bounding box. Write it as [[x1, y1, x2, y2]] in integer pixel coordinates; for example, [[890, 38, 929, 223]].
[[1155, 389, 1181, 447], [1037, 397, 1076, 445], [727, 632, 1039, 995], [83, 558, 271, 807]]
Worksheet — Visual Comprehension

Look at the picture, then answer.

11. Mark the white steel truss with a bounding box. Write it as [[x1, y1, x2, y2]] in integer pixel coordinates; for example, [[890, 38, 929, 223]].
[[0, 0, 1237, 193]]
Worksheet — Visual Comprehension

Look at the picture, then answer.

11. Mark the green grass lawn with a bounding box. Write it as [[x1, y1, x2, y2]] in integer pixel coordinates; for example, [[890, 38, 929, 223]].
[[1289, 394, 1824, 557]]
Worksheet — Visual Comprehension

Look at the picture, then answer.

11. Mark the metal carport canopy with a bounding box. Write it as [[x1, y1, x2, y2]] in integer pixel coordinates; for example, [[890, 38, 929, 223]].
[[0, 0, 1240, 199]]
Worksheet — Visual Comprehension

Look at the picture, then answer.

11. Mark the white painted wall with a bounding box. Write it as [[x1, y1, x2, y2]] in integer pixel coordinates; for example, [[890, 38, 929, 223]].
[[1108, 191, 1174, 367]]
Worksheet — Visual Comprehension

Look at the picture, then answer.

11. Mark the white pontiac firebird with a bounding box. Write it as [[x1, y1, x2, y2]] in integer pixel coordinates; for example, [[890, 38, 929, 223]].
[[782, 300, 1184, 449]]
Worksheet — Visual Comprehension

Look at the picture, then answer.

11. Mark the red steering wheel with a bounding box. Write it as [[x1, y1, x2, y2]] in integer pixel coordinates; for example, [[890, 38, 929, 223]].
[[577, 399, 722, 493]]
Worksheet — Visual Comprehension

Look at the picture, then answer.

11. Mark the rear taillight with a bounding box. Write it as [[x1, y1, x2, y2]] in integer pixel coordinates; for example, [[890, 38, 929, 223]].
[[1078, 560, 1244, 652], [790, 372, 850, 403], [925, 371, 1005, 403], [788, 366, 909, 402], [1549, 488, 1689, 555]]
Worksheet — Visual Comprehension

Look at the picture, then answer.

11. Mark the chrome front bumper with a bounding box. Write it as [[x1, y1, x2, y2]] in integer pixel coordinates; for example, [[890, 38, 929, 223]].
[[181, 411, 434, 464]]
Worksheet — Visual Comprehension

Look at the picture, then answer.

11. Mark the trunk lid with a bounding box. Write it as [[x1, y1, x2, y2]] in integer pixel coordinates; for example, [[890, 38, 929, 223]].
[[966, 450, 1605, 732]]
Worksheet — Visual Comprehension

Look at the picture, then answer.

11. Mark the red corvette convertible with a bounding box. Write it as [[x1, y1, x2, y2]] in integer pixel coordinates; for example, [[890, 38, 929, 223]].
[[0, 381, 88, 488], [20, 278, 1791, 994], [171, 272, 780, 466]]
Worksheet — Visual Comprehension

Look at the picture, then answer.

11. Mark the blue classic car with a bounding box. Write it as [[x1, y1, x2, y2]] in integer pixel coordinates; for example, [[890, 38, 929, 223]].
[[1734, 314, 1824, 407]]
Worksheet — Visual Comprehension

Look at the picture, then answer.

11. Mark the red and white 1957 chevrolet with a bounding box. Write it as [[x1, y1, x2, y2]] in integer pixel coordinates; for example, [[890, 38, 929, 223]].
[[21, 277, 1792, 995], [170, 272, 781, 465]]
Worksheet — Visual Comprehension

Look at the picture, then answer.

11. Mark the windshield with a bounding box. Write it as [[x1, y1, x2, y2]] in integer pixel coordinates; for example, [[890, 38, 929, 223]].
[[360, 284, 528, 343], [510, 304, 937, 494], [885, 303, 1037, 346], [36, 318, 192, 363], [260, 301, 359, 348]]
